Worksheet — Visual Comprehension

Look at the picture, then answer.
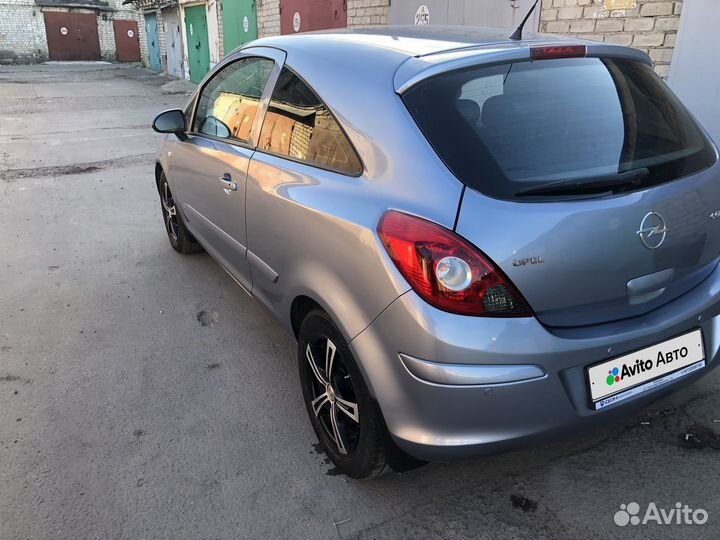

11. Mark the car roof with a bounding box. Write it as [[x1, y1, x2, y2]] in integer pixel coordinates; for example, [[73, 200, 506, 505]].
[[253, 25, 564, 58]]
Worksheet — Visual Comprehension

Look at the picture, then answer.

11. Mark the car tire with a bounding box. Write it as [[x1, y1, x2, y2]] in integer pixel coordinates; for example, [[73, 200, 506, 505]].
[[298, 309, 391, 479], [158, 172, 202, 254]]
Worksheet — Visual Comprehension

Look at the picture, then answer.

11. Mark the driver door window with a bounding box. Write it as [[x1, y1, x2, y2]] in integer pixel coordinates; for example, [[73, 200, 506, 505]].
[[193, 57, 274, 143]]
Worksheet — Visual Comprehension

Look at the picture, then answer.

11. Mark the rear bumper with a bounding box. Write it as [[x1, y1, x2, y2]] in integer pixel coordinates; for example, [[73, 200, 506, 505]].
[[349, 263, 720, 461]]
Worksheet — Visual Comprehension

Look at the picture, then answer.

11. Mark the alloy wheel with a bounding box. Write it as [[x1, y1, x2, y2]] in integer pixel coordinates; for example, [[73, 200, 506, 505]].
[[160, 181, 179, 242], [305, 337, 360, 455]]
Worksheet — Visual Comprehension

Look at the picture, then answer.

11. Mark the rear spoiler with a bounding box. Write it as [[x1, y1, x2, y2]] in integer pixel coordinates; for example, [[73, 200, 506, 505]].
[[393, 41, 652, 95]]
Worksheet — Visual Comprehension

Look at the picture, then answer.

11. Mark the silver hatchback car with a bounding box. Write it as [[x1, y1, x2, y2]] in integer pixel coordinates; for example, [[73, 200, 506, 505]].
[[152, 26, 720, 478]]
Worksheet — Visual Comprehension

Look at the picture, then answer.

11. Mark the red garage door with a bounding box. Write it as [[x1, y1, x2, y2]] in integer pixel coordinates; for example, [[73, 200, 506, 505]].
[[113, 19, 141, 62], [280, 0, 347, 35], [44, 11, 101, 61]]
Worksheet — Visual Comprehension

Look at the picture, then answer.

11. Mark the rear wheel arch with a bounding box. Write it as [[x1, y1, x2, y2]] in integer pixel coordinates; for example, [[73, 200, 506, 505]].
[[283, 257, 382, 344], [289, 292, 380, 398], [289, 292, 361, 345]]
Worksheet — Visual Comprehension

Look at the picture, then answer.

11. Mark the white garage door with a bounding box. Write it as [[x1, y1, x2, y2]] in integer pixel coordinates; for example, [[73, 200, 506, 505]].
[[389, 0, 540, 31]]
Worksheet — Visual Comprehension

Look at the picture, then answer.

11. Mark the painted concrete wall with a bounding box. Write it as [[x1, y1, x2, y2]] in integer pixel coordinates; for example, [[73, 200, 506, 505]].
[[668, 0, 720, 144]]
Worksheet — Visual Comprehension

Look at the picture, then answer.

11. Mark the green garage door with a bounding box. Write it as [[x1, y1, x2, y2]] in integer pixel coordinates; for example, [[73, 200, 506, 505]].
[[222, 0, 258, 54], [184, 5, 210, 83]]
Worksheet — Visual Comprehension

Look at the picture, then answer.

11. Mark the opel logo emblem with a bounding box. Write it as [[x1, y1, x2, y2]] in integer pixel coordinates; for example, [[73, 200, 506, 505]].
[[637, 211, 668, 249]]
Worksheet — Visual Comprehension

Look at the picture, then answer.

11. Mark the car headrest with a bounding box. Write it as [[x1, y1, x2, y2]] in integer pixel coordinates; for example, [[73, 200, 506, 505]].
[[457, 98, 480, 125], [480, 94, 508, 129]]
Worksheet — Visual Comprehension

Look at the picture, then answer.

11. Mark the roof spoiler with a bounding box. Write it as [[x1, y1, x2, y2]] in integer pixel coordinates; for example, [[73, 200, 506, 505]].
[[509, 0, 540, 41]]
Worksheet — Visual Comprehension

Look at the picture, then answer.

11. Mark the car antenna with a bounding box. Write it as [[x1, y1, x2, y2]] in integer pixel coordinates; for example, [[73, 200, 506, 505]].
[[509, 0, 540, 41]]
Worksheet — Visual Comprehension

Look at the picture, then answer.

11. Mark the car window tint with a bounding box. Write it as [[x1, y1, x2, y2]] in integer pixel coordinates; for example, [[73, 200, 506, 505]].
[[258, 68, 362, 175], [403, 58, 715, 200], [193, 57, 274, 143]]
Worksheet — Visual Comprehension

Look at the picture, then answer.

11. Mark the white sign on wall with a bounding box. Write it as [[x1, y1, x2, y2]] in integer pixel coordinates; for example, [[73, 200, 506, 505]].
[[292, 11, 301, 32], [415, 5, 430, 25], [60, 26, 68, 35], [243, 15, 249, 33], [127, 29, 134, 38]]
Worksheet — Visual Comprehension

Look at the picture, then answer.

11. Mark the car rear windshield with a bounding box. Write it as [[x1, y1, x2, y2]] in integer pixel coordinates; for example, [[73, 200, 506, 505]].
[[402, 57, 716, 200]]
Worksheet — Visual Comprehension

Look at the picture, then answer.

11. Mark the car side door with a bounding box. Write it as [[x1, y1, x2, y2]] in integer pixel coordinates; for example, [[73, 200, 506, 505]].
[[170, 48, 284, 291]]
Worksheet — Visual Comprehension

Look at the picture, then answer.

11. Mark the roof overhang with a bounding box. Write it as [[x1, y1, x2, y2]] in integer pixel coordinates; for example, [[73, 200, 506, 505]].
[[35, 0, 114, 11], [121, 0, 177, 8]]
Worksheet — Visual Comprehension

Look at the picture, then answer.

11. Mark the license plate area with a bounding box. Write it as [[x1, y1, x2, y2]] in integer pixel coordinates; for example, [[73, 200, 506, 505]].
[[587, 329, 705, 410]]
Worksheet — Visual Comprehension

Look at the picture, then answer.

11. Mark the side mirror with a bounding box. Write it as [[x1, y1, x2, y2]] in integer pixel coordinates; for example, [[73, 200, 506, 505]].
[[152, 109, 187, 140]]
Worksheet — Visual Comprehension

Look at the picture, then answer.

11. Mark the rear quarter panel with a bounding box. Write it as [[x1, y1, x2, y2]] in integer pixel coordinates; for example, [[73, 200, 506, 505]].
[[246, 155, 408, 340], [244, 41, 465, 340]]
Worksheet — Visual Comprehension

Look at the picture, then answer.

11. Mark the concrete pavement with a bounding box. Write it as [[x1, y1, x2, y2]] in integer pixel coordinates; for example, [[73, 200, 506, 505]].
[[1, 63, 719, 540]]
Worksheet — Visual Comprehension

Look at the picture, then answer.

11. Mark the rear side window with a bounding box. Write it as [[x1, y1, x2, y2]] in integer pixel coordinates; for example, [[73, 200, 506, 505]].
[[193, 57, 274, 143], [403, 58, 716, 200], [258, 68, 362, 175]]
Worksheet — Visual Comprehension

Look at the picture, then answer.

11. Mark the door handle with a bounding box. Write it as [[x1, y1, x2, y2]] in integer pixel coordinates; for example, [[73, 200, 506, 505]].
[[219, 174, 237, 191]]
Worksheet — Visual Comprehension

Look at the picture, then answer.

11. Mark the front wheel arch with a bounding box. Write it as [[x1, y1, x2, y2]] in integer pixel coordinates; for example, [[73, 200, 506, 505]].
[[290, 295, 324, 340], [154, 162, 164, 194], [156, 169, 202, 255]]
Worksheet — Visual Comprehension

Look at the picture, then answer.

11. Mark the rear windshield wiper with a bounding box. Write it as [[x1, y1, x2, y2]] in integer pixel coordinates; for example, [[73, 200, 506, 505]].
[[516, 168, 650, 197]]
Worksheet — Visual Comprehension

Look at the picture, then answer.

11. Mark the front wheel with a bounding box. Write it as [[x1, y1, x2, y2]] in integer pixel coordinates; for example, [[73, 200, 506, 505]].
[[158, 172, 202, 254], [298, 310, 390, 479]]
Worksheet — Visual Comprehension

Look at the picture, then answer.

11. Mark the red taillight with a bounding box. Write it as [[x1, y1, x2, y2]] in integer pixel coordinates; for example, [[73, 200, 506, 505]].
[[530, 45, 587, 61], [377, 211, 531, 317]]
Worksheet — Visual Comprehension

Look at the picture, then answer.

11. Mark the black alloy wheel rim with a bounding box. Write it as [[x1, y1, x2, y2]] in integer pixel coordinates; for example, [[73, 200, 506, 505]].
[[305, 336, 360, 455]]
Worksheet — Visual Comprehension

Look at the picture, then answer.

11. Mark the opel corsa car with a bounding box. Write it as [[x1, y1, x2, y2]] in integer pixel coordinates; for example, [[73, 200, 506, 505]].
[[152, 26, 720, 478]]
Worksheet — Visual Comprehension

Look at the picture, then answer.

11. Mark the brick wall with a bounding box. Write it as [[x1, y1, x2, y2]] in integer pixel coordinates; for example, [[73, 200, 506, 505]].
[[540, 0, 682, 78], [216, 0, 224, 57], [347, 0, 389, 26], [98, 15, 115, 59], [257, 0, 280, 38], [154, 8, 165, 68], [136, 10, 149, 66], [0, 0, 48, 63]]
